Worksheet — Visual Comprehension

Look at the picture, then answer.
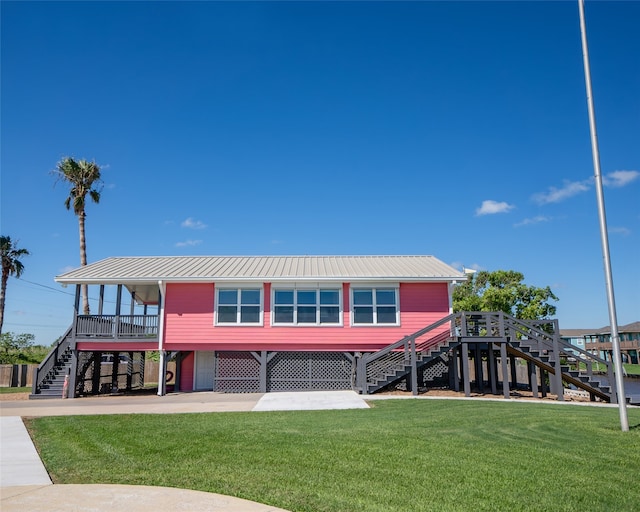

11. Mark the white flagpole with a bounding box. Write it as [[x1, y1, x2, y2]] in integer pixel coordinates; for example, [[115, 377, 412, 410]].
[[577, 0, 628, 431]]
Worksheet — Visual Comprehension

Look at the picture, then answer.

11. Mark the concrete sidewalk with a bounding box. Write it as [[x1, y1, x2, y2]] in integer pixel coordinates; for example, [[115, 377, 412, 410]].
[[0, 390, 369, 511]]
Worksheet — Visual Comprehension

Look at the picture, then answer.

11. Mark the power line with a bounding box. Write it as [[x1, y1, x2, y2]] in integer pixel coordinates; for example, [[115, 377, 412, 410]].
[[10, 276, 75, 296]]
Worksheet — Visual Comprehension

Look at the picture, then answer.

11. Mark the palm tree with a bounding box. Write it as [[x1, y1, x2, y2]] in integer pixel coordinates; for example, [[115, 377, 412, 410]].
[[52, 157, 103, 315], [0, 236, 30, 335]]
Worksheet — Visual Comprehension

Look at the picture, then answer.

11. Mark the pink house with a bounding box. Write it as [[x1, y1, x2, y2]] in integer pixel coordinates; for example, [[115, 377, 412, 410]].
[[33, 255, 464, 398]]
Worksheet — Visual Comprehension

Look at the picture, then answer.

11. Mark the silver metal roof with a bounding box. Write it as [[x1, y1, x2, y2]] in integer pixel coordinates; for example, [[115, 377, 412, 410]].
[[55, 255, 465, 283], [55, 255, 466, 305]]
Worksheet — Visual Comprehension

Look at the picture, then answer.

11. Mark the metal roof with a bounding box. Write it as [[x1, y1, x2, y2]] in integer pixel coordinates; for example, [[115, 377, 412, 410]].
[[55, 255, 465, 284]]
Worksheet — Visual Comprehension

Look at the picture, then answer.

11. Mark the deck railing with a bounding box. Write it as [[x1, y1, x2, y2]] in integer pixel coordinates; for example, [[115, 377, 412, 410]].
[[75, 314, 159, 340]]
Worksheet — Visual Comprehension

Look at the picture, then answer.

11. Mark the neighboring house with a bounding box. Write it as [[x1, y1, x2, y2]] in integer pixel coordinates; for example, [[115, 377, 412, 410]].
[[48, 255, 466, 396], [559, 329, 591, 356], [579, 322, 640, 365]]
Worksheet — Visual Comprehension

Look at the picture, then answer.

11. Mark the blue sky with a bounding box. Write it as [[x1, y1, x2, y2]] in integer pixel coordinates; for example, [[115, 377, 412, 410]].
[[1, 1, 638, 346]]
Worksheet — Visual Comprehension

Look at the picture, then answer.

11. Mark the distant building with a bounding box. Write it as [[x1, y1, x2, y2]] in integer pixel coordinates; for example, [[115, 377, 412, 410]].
[[562, 322, 640, 364]]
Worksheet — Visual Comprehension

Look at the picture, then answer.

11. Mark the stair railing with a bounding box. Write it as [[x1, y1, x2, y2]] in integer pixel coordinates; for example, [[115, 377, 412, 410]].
[[504, 315, 616, 402], [357, 313, 457, 393], [31, 326, 73, 396]]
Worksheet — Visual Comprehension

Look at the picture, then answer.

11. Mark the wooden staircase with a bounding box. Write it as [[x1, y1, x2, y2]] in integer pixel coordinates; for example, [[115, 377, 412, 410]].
[[356, 312, 633, 404], [30, 328, 73, 399]]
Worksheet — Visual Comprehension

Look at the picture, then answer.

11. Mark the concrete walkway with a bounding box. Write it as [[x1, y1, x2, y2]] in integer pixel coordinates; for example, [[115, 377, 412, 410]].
[[0, 391, 369, 511]]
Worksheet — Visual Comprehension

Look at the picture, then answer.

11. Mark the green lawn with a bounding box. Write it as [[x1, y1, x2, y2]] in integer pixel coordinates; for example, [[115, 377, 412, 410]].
[[26, 400, 640, 512], [0, 386, 30, 394]]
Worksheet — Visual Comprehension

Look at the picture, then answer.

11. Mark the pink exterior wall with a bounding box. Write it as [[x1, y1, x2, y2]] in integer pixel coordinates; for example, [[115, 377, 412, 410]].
[[163, 281, 451, 352]]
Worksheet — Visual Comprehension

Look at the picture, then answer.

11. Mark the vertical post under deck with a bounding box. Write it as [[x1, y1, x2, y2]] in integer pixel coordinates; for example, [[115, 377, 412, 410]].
[[259, 351, 268, 393], [488, 344, 497, 395], [500, 342, 509, 399], [475, 345, 484, 392], [529, 361, 539, 399], [462, 342, 470, 397], [410, 337, 418, 396], [451, 347, 460, 392]]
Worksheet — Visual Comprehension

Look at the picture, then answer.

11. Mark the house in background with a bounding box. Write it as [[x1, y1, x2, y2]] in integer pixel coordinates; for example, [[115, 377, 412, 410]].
[[559, 329, 591, 356], [582, 322, 640, 365], [39, 255, 466, 397]]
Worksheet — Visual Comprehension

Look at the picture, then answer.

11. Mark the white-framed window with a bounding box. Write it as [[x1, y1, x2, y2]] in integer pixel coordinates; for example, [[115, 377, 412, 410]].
[[351, 287, 399, 325], [272, 287, 342, 325], [215, 287, 263, 325]]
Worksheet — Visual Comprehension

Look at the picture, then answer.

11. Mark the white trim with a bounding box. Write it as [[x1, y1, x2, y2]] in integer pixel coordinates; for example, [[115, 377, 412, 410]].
[[350, 285, 400, 326], [271, 286, 343, 326], [157, 280, 166, 396], [214, 286, 264, 326]]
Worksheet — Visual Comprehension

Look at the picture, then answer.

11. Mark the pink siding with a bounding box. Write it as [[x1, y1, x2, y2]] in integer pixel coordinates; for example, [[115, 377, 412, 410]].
[[179, 352, 194, 391], [162, 282, 451, 352]]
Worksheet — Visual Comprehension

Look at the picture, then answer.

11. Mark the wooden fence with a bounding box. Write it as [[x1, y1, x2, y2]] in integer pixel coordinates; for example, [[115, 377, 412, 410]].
[[0, 361, 173, 388]]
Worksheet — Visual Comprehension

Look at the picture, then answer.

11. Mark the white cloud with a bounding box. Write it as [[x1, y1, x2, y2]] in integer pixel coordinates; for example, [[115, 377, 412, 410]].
[[609, 226, 631, 236], [181, 217, 207, 230], [603, 170, 639, 188], [532, 179, 590, 205], [532, 170, 638, 205], [475, 200, 515, 216], [175, 239, 202, 247], [514, 215, 551, 227]]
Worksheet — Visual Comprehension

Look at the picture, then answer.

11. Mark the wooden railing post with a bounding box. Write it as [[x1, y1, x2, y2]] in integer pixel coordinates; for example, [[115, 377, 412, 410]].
[[552, 329, 564, 401], [410, 336, 418, 396]]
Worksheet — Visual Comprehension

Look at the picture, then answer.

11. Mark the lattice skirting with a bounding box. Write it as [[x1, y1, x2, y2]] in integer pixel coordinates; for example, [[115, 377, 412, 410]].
[[213, 351, 354, 393]]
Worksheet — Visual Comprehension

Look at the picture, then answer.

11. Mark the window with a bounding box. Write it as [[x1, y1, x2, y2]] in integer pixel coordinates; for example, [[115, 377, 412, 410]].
[[352, 287, 398, 325], [273, 288, 341, 325], [216, 288, 262, 325]]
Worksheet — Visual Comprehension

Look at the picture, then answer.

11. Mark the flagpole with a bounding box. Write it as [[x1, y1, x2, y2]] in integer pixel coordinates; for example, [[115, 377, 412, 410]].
[[577, 0, 628, 431]]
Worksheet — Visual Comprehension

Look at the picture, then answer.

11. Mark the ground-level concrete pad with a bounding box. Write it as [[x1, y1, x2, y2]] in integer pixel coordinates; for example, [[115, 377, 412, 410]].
[[252, 390, 370, 411], [0, 484, 291, 512]]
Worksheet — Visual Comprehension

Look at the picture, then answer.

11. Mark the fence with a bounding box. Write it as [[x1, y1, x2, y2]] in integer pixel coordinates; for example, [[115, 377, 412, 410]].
[[0, 364, 36, 387], [1, 361, 173, 388]]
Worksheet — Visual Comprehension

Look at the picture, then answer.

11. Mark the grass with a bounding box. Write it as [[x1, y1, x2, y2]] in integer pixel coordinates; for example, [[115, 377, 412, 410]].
[[0, 386, 30, 394], [624, 364, 640, 376], [25, 400, 640, 512]]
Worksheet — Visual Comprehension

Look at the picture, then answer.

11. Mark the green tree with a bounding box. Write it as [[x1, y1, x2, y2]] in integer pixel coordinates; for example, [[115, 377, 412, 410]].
[[453, 270, 558, 320], [0, 332, 36, 364], [52, 157, 103, 314], [0, 236, 30, 335]]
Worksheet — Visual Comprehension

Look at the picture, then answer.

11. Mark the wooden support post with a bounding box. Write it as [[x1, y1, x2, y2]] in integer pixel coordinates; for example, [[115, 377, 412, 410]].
[[552, 333, 564, 402], [92, 352, 102, 394], [500, 342, 509, 399], [450, 348, 460, 392], [475, 344, 484, 392], [126, 351, 133, 391], [462, 342, 470, 397], [259, 351, 268, 393], [488, 344, 497, 395], [541, 370, 548, 398], [111, 351, 120, 393], [410, 337, 418, 396], [68, 349, 78, 399], [529, 361, 539, 399], [174, 352, 182, 392], [510, 355, 518, 389]]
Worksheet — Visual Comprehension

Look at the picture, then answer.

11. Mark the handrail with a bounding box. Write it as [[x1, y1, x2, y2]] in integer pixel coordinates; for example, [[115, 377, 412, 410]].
[[75, 314, 159, 338], [357, 311, 616, 399], [31, 326, 72, 395]]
